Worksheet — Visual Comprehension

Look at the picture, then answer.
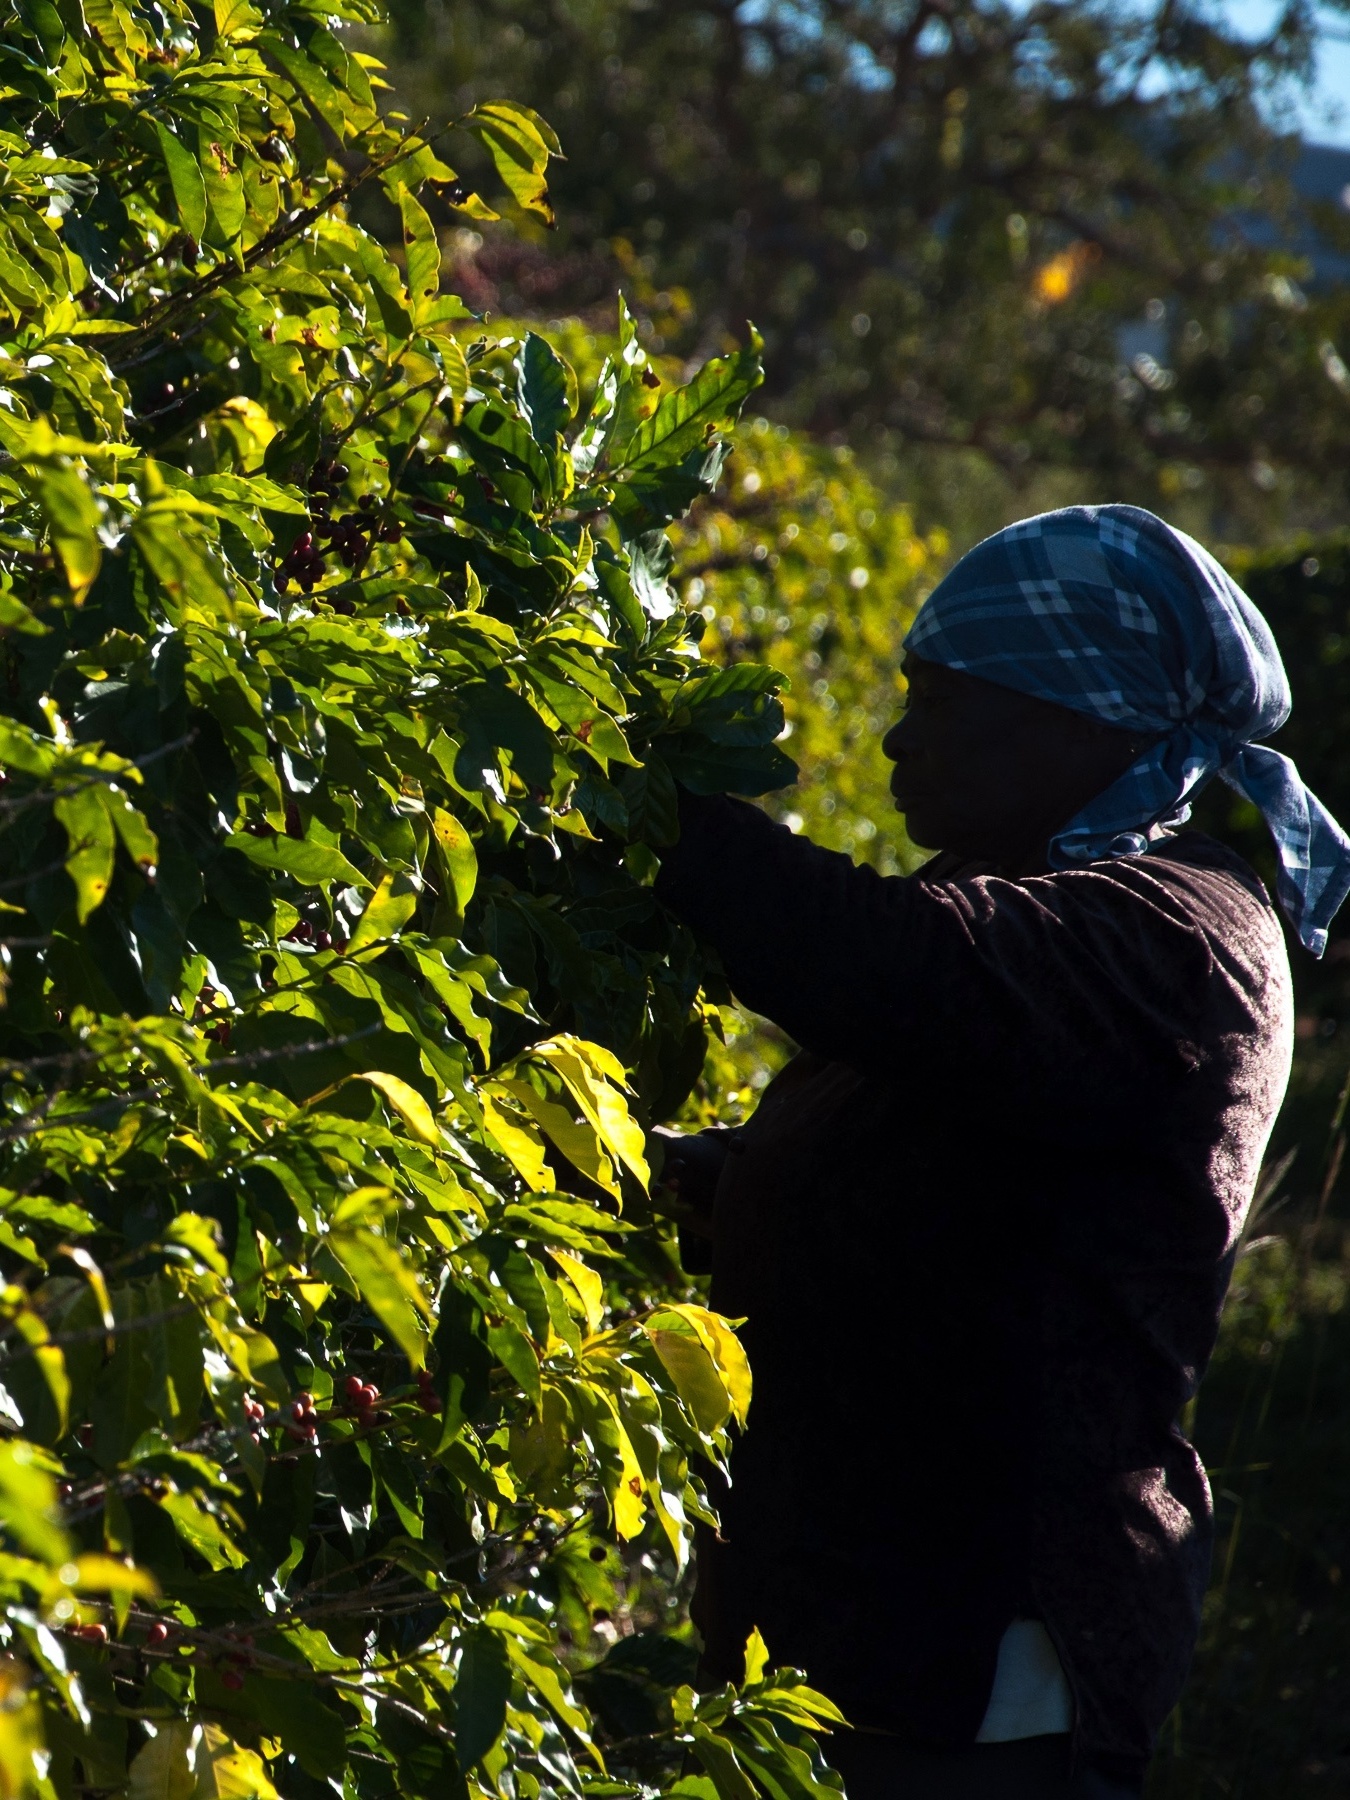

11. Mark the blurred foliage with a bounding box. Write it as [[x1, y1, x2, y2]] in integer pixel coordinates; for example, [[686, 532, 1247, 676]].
[[673, 419, 939, 873], [1198, 538, 1350, 1031], [1146, 1175, 1350, 1797], [376, 0, 1350, 542], [0, 0, 870, 1789]]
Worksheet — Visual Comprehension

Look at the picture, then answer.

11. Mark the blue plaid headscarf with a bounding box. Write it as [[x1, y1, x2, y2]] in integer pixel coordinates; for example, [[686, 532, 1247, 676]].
[[905, 504, 1350, 955]]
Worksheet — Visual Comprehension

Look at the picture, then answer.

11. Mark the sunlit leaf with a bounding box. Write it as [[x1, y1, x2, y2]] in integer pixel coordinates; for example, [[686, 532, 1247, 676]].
[[463, 100, 557, 224]]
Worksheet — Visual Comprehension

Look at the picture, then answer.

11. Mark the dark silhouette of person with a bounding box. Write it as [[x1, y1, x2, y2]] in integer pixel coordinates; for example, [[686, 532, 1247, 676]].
[[653, 506, 1350, 1799]]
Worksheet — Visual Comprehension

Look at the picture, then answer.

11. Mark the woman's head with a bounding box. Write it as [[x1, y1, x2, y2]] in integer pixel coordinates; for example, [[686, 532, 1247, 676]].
[[882, 654, 1150, 870], [884, 505, 1350, 952]]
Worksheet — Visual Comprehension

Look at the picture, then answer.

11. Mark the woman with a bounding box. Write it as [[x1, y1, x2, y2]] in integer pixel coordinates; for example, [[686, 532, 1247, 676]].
[[653, 506, 1350, 1799]]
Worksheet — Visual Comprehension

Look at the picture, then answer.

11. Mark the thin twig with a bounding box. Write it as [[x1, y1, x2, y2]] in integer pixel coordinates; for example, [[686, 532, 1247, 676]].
[[0, 733, 197, 821], [0, 1021, 381, 1144]]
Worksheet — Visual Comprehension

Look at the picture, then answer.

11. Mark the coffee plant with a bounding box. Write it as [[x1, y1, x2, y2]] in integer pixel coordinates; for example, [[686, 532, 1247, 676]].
[[0, 0, 847, 1792]]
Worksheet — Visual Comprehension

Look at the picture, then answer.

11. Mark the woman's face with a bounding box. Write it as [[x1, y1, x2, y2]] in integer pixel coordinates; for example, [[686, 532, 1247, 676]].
[[882, 653, 1147, 868]]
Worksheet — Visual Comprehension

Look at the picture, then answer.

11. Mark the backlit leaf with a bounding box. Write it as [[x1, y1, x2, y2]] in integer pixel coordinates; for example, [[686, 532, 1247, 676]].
[[463, 101, 557, 224], [397, 187, 440, 317], [357, 1070, 440, 1146], [431, 809, 477, 914], [327, 1222, 430, 1367], [54, 785, 116, 921], [127, 1721, 194, 1800], [30, 463, 102, 601], [346, 873, 418, 957]]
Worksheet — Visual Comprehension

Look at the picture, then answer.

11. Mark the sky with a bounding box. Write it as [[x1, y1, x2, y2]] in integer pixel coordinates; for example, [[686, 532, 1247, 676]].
[[1222, 0, 1350, 145]]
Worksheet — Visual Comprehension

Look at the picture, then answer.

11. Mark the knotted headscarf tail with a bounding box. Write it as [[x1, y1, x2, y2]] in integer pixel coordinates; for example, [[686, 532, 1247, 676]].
[[904, 504, 1350, 956]]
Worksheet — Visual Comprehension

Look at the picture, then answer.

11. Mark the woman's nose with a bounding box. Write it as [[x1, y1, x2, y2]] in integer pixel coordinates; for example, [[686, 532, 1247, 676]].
[[881, 713, 911, 761]]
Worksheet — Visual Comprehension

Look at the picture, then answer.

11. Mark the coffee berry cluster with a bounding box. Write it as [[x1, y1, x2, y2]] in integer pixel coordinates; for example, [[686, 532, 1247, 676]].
[[274, 457, 401, 598]]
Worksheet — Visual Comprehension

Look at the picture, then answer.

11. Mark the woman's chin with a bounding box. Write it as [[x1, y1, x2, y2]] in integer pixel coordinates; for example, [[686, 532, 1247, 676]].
[[895, 800, 946, 849]]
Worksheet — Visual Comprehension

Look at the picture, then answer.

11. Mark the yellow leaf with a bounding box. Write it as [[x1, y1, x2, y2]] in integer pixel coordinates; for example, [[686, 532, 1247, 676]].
[[463, 101, 557, 225], [531, 1040, 649, 1189], [548, 1248, 605, 1334], [654, 1304, 752, 1428], [645, 1320, 731, 1435], [193, 1724, 278, 1799], [742, 1626, 770, 1685], [608, 1409, 645, 1540], [346, 873, 418, 958], [494, 1077, 618, 1199], [213, 0, 261, 35], [479, 1092, 552, 1192], [357, 1071, 440, 1147], [127, 1721, 195, 1800], [69, 1553, 158, 1596]]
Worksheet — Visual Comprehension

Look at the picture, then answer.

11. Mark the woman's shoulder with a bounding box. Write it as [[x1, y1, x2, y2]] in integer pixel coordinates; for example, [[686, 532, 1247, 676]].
[[1136, 830, 1282, 936]]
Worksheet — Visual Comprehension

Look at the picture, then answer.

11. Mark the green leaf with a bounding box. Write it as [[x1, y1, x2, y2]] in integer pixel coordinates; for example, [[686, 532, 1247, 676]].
[[223, 832, 368, 889], [454, 1627, 512, 1768], [131, 506, 232, 617], [516, 333, 573, 448], [614, 756, 680, 845], [154, 121, 207, 243], [245, 1678, 347, 1780], [692, 1728, 758, 1800], [461, 400, 555, 499], [54, 784, 116, 921], [0, 1441, 69, 1564], [327, 1220, 430, 1367], [197, 130, 246, 249], [0, 590, 48, 635], [431, 810, 477, 915], [262, 32, 374, 141], [30, 462, 101, 601], [453, 675, 559, 794], [659, 737, 798, 797], [616, 330, 764, 470], [16, 0, 67, 64]]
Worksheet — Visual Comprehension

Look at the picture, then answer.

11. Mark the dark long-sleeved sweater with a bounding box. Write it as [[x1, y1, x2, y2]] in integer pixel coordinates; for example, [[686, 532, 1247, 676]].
[[653, 792, 1293, 1769]]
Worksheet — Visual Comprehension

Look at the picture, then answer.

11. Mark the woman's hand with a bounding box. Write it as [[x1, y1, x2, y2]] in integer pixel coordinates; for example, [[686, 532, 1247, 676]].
[[652, 1126, 735, 1212], [651, 1127, 739, 1272]]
